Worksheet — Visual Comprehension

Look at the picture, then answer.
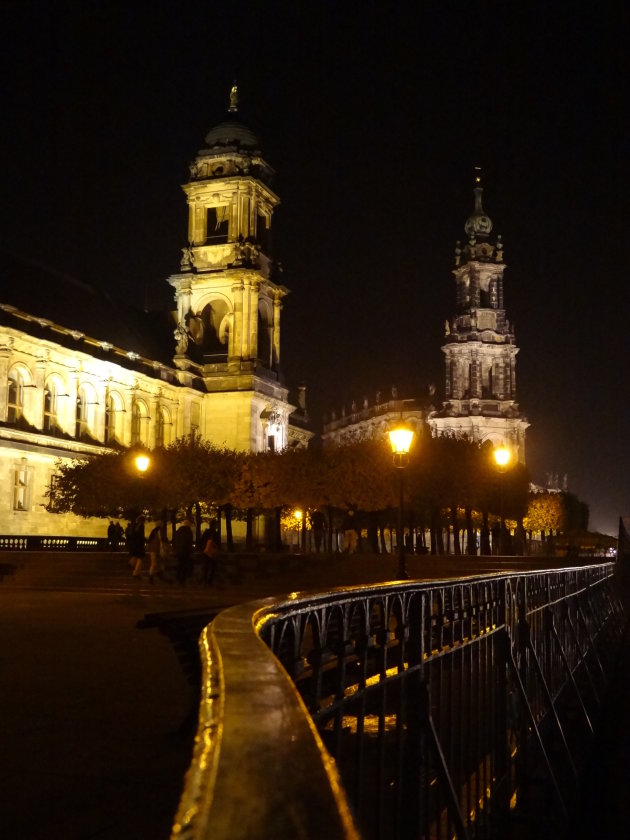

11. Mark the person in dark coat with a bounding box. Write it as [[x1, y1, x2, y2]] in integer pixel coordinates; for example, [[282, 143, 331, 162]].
[[311, 509, 326, 553], [129, 515, 146, 578], [107, 521, 116, 550], [199, 519, 220, 585], [173, 519, 194, 585]]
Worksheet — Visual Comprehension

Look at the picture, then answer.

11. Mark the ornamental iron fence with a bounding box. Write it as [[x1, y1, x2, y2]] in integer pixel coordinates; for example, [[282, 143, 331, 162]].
[[174, 563, 625, 840]]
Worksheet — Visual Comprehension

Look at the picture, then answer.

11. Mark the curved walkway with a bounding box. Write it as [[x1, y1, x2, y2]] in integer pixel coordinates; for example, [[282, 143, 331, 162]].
[[0, 551, 626, 839]]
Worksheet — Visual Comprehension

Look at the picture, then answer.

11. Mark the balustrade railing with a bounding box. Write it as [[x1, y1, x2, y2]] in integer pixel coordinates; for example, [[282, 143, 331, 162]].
[[0, 535, 107, 551], [173, 563, 625, 839]]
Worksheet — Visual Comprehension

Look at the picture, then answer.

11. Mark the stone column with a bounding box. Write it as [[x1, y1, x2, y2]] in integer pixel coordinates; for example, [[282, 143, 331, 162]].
[[510, 353, 517, 398], [273, 293, 282, 368], [149, 396, 160, 449], [231, 280, 244, 363], [0, 340, 12, 421], [470, 355, 481, 399], [33, 357, 47, 429], [249, 280, 260, 362], [123, 390, 135, 447], [444, 355, 453, 399], [94, 381, 106, 443], [242, 279, 251, 359], [66, 374, 79, 437]]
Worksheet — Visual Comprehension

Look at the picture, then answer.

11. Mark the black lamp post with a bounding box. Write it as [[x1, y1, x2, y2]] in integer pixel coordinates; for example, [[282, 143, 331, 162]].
[[388, 422, 415, 579], [493, 446, 511, 555]]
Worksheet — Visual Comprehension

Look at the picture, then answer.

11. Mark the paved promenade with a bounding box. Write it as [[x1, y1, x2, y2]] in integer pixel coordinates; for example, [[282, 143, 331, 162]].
[[0, 550, 627, 839]]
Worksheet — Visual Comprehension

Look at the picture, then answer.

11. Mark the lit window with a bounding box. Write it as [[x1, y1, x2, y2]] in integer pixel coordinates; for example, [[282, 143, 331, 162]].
[[7, 369, 25, 423], [105, 392, 124, 444], [13, 461, 31, 511], [47, 474, 61, 512], [43, 380, 59, 432], [76, 387, 88, 438], [131, 400, 149, 446], [155, 406, 171, 448]]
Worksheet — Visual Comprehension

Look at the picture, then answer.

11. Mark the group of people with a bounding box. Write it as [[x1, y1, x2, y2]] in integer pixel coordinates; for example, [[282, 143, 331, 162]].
[[126, 516, 220, 585], [106, 521, 124, 550]]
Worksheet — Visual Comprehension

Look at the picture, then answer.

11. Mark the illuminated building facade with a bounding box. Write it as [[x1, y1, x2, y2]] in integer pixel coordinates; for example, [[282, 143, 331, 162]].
[[321, 388, 432, 447], [0, 88, 310, 538], [428, 177, 529, 460]]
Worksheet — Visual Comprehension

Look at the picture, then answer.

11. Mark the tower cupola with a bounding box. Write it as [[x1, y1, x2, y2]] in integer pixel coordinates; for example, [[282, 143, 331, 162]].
[[167, 85, 289, 399]]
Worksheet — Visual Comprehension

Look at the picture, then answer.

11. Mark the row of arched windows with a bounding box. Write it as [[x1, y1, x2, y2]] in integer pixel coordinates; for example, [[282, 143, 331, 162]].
[[6, 367, 173, 448]]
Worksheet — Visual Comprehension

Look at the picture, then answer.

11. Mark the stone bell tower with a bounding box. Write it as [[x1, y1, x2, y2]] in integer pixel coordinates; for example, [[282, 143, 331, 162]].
[[169, 85, 288, 381], [167, 86, 294, 452], [429, 171, 529, 461]]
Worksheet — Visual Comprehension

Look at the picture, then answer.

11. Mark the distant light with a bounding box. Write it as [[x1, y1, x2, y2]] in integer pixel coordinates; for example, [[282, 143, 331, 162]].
[[494, 446, 511, 469], [135, 454, 150, 474], [294, 509, 303, 521]]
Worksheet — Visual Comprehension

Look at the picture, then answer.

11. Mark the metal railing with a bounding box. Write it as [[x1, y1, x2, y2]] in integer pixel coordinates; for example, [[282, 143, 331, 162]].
[[173, 563, 625, 839]]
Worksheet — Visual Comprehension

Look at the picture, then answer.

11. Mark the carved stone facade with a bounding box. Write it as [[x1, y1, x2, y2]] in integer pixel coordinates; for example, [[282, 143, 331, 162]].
[[0, 89, 311, 537], [322, 389, 432, 447], [322, 176, 529, 462], [428, 175, 529, 460]]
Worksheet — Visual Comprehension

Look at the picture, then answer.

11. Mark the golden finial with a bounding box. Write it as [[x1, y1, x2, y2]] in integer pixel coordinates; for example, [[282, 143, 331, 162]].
[[229, 82, 238, 113]]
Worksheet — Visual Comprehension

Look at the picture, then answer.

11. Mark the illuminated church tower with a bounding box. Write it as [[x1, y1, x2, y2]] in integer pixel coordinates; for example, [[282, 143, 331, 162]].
[[429, 172, 529, 461], [168, 86, 296, 451]]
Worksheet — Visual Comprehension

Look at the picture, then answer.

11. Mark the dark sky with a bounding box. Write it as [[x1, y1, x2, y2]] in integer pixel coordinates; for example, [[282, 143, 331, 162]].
[[2, 1, 629, 535]]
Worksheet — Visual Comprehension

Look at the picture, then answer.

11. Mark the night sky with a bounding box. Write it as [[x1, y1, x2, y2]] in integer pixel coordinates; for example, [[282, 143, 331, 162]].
[[2, 2, 629, 535]]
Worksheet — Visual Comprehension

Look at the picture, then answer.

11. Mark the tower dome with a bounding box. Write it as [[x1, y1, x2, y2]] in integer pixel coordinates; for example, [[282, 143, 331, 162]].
[[203, 84, 260, 152], [464, 170, 493, 240]]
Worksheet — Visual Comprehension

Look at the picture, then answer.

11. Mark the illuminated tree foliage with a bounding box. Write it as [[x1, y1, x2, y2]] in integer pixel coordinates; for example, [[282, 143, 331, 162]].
[[523, 491, 589, 534], [51, 430, 538, 553]]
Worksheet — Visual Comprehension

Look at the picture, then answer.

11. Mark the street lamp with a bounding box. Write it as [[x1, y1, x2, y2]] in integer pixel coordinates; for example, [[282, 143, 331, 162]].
[[135, 453, 150, 475], [493, 446, 511, 555], [388, 421, 415, 579], [294, 509, 304, 551]]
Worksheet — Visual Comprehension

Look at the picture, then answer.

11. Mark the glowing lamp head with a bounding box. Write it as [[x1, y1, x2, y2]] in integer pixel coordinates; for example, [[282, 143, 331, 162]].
[[389, 422, 414, 458], [135, 454, 150, 474], [493, 446, 511, 470], [294, 509, 303, 521]]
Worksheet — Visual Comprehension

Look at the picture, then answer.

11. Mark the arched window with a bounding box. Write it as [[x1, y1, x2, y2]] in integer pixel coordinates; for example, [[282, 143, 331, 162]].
[[154, 406, 172, 448], [7, 369, 25, 423], [76, 387, 88, 438], [130, 400, 149, 446], [105, 392, 124, 444], [43, 380, 59, 433], [75, 383, 98, 440]]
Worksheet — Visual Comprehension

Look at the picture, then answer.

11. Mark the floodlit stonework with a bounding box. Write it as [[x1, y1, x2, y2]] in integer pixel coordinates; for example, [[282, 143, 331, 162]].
[[0, 88, 311, 537], [322, 175, 529, 461], [428, 175, 529, 460], [321, 390, 432, 447]]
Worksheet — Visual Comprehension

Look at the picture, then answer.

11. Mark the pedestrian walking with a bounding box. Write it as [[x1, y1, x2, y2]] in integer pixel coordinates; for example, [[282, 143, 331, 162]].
[[173, 519, 194, 585], [200, 520, 220, 585], [343, 510, 358, 554], [107, 521, 116, 550], [311, 509, 325, 553], [147, 521, 164, 584], [114, 521, 124, 549], [129, 515, 146, 579]]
